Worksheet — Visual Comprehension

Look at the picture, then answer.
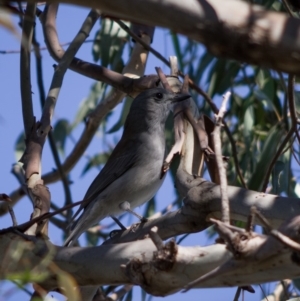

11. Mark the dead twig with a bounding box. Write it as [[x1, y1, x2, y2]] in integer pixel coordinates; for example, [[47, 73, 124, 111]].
[[213, 92, 231, 224]]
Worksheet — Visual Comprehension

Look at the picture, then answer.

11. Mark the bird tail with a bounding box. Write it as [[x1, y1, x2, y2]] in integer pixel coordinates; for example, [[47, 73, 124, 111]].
[[63, 219, 81, 247], [63, 205, 107, 247]]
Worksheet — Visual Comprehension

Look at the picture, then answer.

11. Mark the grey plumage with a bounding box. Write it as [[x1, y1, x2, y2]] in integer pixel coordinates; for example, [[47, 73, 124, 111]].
[[64, 88, 190, 246]]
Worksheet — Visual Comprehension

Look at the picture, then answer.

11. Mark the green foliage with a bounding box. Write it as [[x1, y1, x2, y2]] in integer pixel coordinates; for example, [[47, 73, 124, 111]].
[[85, 229, 100, 246], [81, 151, 111, 176], [293, 278, 300, 292], [143, 197, 156, 218], [207, 59, 240, 98], [107, 96, 133, 133], [55, 268, 81, 301], [15, 131, 25, 161], [247, 123, 285, 191], [92, 19, 128, 72], [52, 119, 69, 156], [170, 25, 299, 201], [71, 81, 107, 130]]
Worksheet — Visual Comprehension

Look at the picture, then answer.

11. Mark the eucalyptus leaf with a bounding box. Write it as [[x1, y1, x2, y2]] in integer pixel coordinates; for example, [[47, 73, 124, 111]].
[[170, 32, 184, 70], [81, 152, 111, 176], [53, 119, 69, 156], [143, 197, 155, 218], [85, 229, 99, 246], [107, 97, 133, 134], [271, 160, 285, 194], [15, 131, 25, 162], [92, 19, 128, 71], [195, 51, 215, 83], [247, 123, 285, 191], [217, 61, 241, 94], [57, 270, 80, 301], [207, 59, 226, 97], [254, 89, 280, 119], [71, 82, 106, 130], [243, 105, 254, 138]]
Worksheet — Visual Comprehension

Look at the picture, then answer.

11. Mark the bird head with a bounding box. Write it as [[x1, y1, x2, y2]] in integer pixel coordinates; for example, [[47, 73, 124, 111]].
[[129, 88, 190, 126]]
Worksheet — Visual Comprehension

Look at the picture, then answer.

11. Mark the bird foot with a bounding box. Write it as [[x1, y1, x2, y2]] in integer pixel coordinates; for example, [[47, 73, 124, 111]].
[[119, 201, 147, 222]]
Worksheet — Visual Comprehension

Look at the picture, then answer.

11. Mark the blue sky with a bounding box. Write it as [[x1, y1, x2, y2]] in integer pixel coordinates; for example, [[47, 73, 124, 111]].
[[0, 4, 274, 301]]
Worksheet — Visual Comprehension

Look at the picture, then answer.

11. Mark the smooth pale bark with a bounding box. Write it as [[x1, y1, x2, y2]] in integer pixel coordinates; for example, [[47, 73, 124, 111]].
[[22, 0, 300, 75], [1, 232, 300, 296], [103, 176, 300, 245]]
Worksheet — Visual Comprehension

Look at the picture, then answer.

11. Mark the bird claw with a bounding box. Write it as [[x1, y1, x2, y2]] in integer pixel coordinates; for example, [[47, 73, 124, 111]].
[[119, 201, 147, 222], [140, 216, 148, 223], [109, 229, 124, 238]]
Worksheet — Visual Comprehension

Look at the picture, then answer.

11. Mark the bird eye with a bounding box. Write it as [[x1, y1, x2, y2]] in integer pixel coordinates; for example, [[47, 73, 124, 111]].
[[156, 92, 163, 99]]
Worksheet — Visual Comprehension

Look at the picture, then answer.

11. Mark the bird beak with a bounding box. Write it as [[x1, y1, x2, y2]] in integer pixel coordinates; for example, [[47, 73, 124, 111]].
[[171, 93, 191, 103]]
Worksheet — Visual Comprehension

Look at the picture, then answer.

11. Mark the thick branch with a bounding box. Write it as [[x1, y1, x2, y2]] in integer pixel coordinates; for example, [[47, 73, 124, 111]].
[[104, 176, 300, 245], [22, 0, 300, 75], [1, 232, 300, 296]]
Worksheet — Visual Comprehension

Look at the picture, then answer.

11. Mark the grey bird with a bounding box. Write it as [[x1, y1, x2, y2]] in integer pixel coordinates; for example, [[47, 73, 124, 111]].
[[64, 88, 190, 246]]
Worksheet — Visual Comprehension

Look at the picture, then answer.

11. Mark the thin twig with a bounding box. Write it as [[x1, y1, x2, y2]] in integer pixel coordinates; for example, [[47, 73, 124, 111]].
[[0, 198, 87, 235], [292, 146, 300, 165], [155, 67, 173, 91], [281, 0, 295, 17], [7, 204, 18, 227], [233, 287, 242, 301], [213, 92, 231, 224], [0, 39, 95, 54], [107, 285, 133, 301], [278, 72, 289, 130], [37, 8, 99, 137], [32, 28, 73, 214], [176, 233, 189, 245], [192, 83, 247, 187], [295, 126, 300, 145], [251, 207, 272, 232], [270, 229, 300, 251], [114, 19, 169, 66], [149, 226, 164, 250], [20, 3, 36, 138], [262, 75, 296, 192]]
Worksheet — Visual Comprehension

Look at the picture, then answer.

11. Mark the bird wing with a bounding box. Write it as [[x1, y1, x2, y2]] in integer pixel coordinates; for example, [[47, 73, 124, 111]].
[[71, 137, 141, 221]]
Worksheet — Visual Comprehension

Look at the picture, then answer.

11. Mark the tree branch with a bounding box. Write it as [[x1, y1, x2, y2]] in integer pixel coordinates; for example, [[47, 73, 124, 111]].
[[32, 27, 73, 213], [20, 3, 36, 139], [1, 229, 300, 296], [37, 6, 99, 138], [22, 0, 300, 75], [213, 92, 230, 223], [104, 176, 300, 245], [39, 4, 158, 94]]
